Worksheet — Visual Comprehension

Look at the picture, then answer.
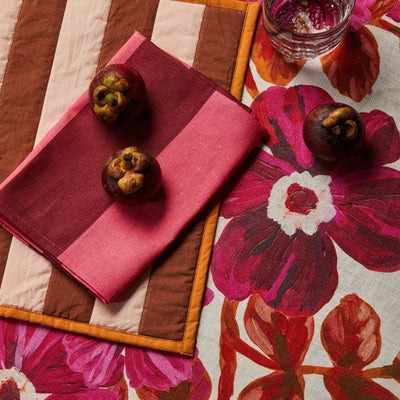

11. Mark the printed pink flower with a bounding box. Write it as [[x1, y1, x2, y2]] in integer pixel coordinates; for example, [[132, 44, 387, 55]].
[[63, 336, 124, 388], [387, 2, 400, 20], [211, 85, 400, 316], [135, 358, 211, 400], [0, 318, 119, 399], [349, 0, 375, 31], [125, 347, 194, 390]]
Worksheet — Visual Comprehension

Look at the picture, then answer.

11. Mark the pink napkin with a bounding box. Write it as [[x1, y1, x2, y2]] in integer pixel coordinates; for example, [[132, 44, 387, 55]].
[[0, 32, 265, 304]]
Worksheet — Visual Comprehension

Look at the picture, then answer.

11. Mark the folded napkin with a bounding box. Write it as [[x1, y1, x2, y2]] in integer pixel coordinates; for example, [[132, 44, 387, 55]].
[[0, 31, 265, 304]]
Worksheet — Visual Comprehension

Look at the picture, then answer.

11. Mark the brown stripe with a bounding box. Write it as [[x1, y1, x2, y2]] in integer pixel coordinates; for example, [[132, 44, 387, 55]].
[[0, 0, 67, 283], [0, 0, 67, 183], [139, 208, 207, 340], [97, 0, 160, 69], [42, 0, 162, 320], [193, 6, 245, 91], [42, 266, 95, 322]]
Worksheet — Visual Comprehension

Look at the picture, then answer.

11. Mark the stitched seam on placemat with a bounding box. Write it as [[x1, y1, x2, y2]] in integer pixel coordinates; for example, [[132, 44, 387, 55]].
[[0, 305, 185, 347], [181, 194, 221, 354], [230, 3, 249, 96]]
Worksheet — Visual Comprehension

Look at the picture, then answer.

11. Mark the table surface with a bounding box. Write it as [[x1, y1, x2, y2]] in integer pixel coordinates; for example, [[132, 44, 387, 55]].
[[1, 1, 400, 399]]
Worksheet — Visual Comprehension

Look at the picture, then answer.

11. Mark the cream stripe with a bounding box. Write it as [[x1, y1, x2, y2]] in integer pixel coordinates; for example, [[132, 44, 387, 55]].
[[89, 268, 152, 332], [0, 239, 53, 312], [0, 0, 23, 89], [1, 0, 112, 313], [35, 0, 113, 144], [151, 0, 205, 66]]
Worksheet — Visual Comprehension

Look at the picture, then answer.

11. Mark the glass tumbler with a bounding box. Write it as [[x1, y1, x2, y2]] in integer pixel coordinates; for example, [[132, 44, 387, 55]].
[[262, 0, 355, 60]]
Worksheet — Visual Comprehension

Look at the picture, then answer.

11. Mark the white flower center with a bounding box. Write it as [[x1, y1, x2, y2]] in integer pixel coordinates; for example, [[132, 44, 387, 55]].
[[267, 171, 336, 236], [0, 367, 46, 400]]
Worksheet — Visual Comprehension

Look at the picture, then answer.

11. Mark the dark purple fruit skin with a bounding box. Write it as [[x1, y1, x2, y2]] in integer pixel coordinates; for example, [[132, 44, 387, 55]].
[[102, 149, 161, 205], [89, 63, 146, 122], [302, 103, 365, 162]]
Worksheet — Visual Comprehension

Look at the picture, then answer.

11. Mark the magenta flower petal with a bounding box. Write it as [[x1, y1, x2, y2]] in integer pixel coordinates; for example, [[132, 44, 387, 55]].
[[388, 3, 400, 21], [327, 168, 400, 272], [203, 287, 214, 306], [213, 84, 400, 317], [221, 149, 295, 218], [0, 319, 86, 394], [212, 214, 278, 301], [331, 110, 400, 175], [258, 228, 338, 315], [212, 206, 338, 315], [46, 389, 119, 400], [362, 110, 400, 165], [63, 336, 124, 388], [125, 347, 193, 390], [252, 86, 333, 170], [349, 0, 374, 31], [135, 358, 211, 400]]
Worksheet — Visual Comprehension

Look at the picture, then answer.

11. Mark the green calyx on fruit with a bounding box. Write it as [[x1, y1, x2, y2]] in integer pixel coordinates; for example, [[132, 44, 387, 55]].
[[93, 72, 129, 123], [107, 147, 151, 195]]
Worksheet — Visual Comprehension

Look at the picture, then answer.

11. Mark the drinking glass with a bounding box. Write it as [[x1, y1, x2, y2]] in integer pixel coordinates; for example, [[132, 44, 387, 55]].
[[262, 0, 355, 60]]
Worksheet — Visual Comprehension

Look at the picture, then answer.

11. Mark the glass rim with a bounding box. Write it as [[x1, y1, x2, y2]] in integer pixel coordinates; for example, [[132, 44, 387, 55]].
[[263, 0, 356, 39]]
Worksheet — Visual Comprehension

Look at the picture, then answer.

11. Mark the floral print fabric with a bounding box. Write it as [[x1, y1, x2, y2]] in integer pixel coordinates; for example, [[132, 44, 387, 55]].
[[211, 85, 400, 316], [246, 0, 400, 102]]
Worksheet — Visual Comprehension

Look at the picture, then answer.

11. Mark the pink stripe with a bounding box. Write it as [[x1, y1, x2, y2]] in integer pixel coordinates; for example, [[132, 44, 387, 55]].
[[58, 91, 265, 303]]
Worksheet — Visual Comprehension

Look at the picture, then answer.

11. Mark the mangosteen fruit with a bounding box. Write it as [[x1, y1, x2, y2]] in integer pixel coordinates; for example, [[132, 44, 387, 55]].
[[102, 146, 161, 204], [89, 64, 146, 123], [303, 103, 365, 162]]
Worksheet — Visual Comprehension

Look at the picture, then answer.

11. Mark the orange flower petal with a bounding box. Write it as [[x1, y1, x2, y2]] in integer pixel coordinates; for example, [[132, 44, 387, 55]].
[[251, 25, 306, 86]]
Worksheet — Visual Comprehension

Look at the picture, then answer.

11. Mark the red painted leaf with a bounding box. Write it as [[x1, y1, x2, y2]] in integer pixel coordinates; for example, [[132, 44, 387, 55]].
[[238, 372, 305, 400], [108, 376, 129, 400], [250, 24, 306, 86], [219, 299, 239, 400], [320, 27, 379, 102], [324, 370, 399, 399], [321, 294, 381, 369], [244, 295, 314, 371], [245, 67, 260, 99]]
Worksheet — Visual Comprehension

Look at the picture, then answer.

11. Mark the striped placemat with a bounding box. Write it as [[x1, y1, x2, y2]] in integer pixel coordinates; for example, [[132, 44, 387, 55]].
[[0, 0, 259, 355]]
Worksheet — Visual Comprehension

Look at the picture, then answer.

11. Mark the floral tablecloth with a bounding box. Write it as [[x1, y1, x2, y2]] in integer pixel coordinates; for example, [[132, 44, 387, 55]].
[[2, 1, 400, 399]]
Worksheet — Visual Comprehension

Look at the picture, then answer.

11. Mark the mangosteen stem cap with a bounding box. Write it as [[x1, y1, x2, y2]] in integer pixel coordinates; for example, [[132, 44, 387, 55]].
[[322, 106, 358, 140]]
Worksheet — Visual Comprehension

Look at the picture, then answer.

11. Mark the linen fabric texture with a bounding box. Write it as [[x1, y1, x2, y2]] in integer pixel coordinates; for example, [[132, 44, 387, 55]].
[[0, 31, 264, 303], [0, 0, 260, 355]]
